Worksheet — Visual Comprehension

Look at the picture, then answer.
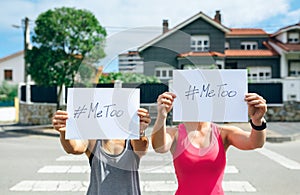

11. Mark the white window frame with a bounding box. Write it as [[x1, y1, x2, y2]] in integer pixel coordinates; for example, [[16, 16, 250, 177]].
[[190, 35, 210, 52], [288, 32, 299, 43], [289, 62, 300, 77], [241, 41, 258, 50], [155, 66, 174, 79], [248, 66, 271, 81], [225, 42, 229, 50]]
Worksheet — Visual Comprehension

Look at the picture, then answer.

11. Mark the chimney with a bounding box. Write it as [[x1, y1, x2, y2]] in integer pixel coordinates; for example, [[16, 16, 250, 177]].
[[214, 10, 221, 24], [162, 19, 169, 33]]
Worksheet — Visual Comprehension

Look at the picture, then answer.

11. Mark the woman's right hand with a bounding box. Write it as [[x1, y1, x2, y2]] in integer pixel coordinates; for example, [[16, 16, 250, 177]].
[[52, 110, 68, 133], [156, 92, 176, 118]]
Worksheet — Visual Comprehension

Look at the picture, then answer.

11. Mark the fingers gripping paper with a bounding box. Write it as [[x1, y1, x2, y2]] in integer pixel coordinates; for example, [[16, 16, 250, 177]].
[[172, 70, 248, 122], [66, 88, 140, 139]]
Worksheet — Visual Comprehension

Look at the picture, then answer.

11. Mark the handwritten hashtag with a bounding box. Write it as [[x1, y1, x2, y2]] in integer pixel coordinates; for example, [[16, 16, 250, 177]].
[[185, 85, 199, 100], [74, 105, 87, 119]]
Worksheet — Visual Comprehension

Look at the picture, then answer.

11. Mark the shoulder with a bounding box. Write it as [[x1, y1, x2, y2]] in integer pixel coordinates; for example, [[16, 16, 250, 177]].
[[85, 140, 96, 158]]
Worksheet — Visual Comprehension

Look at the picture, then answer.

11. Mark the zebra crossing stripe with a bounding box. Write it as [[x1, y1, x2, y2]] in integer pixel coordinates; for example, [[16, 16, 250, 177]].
[[222, 181, 256, 192], [56, 155, 87, 161], [37, 165, 238, 174], [257, 148, 300, 170], [10, 180, 89, 192], [38, 165, 90, 173], [10, 180, 255, 192]]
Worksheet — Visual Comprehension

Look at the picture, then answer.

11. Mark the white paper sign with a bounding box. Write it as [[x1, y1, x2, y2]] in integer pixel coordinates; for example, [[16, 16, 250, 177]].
[[172, 69, 248, 122], [66, 88, 140, 139]]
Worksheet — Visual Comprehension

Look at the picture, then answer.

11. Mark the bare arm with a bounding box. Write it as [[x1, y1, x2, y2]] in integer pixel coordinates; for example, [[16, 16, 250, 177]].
[[131, 108, 151, 158], [224, 93, 267, 150], [52, 110, 89, 154], [151, 92, 177, 153]]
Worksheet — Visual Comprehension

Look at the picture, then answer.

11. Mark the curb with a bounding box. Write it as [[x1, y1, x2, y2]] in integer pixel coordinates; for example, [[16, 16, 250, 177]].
[[267, 133, 300, 143], [1, 124, 299, 143], [0, 124, 59, 137]]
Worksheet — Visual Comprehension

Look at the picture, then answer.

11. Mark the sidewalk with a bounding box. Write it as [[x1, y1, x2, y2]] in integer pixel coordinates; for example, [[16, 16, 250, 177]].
[[1, 121, 299, 143], [1, 106, 299, 142], [226, 122, 300, 143]]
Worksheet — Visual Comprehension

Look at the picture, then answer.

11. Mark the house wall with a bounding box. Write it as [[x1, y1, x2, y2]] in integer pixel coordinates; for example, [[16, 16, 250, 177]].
[[227, 37, 268, 49], [142, 30, 191, 76], [276, 33, 287, 43], [141, 18, 226, 76], [225, 57, 281, 78], [0, 54, 24, 84], [180, 19, 226, 53], [282, 78, 300, 101], [178, 56, 221, 68], [268, 41, 289, 77]]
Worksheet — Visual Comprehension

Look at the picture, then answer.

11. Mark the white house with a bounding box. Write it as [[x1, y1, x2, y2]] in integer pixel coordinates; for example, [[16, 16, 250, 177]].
[[0, 51, 25, 85]]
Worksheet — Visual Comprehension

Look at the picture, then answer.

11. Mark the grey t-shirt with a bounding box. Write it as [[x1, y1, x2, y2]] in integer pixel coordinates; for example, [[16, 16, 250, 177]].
[[87, 140, 141, 195]]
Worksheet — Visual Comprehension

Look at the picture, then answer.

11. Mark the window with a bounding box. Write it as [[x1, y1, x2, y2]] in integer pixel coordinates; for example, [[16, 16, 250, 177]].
[[191, 35, 210, 51], [289, 62, 300, 76], [288, 32, 299, 43], [225, 42, 229, 50], [4, 70, 12, 81], [241, 41, 258, 50], [248, 66, 271, 81], [155, 66, 174, 79]]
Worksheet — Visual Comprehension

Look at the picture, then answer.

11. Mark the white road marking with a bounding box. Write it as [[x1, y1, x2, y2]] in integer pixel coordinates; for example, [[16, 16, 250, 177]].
[[10, 180, 89, 192], [140, 165, 238, 174], [10, 180, 255, 192], [56, 155, 87, 161], [38, 164, 238, 174], [222, 181, 256, 192], [257, 148, 300, 170], [38, 165, 90, 173]]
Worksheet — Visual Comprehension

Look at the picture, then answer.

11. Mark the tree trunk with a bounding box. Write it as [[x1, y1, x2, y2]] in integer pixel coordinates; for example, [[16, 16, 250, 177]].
[[56, 85, 63, 110]]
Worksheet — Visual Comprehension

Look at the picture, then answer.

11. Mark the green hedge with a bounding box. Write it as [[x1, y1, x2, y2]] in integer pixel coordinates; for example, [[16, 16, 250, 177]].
[[0, 81, 17, 104]]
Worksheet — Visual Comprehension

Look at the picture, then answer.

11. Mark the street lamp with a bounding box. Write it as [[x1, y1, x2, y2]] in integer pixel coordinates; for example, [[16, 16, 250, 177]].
[[12, 17, 30, 83]]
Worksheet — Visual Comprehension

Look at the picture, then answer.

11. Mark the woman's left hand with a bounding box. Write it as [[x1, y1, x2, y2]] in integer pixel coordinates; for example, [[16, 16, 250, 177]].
[[245, 93, 267, 123]]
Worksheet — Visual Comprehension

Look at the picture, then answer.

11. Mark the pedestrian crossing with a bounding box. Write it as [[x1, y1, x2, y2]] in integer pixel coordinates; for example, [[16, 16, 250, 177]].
[[9, 147, 300, 194], [10, 151, 256, 194]]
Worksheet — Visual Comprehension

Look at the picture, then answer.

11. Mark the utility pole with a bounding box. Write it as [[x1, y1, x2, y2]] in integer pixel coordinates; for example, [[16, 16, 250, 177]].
[[23, 17, 30, 83]]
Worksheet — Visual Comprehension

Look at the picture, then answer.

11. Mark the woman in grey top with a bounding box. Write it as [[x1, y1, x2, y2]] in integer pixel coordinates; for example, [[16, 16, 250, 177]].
[[52, 108, 151, 195]]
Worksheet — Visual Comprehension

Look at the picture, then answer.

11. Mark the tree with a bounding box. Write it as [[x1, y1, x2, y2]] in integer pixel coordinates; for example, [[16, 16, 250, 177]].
[[26, 7, 106, 109], [0, 81, 18, 103]]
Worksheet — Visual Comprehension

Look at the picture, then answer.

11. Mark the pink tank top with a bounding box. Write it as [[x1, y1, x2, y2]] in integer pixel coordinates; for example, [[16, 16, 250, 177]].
[[172, 123, 226, 195]]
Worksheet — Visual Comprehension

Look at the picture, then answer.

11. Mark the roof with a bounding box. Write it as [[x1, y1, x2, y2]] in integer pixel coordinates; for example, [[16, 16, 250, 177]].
[[269, 38, 300, 52], [225, 49, 278, 57], [138, 11, 231, 52], [178, 51, 225, 57], [227, 28, 269, 37], [271, 23, 300, 37], [178, 49, 278, 58], [0, 50, 24, 63]]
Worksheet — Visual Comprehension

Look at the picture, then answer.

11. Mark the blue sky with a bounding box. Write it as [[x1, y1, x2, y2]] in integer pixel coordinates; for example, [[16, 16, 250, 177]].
[[1, 0, 299, 72]]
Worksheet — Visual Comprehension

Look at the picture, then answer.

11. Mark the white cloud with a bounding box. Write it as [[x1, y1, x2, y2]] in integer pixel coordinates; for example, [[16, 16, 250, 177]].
[[0, 0, 295, 31], [0, 0, 298, 58], [282, 8, 300, 25]]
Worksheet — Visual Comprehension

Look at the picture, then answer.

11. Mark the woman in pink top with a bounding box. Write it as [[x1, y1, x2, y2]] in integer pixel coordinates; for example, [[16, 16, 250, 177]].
[[151, 92, 267, 195]]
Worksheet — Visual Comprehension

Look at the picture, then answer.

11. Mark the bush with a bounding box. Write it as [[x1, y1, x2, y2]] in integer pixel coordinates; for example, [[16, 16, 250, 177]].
[[98, 72, 160, 84], [0, 81, 18, 102]]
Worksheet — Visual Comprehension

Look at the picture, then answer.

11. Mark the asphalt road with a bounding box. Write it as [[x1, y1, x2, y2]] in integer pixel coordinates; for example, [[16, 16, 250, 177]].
[[0, 131, 300, 195]]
